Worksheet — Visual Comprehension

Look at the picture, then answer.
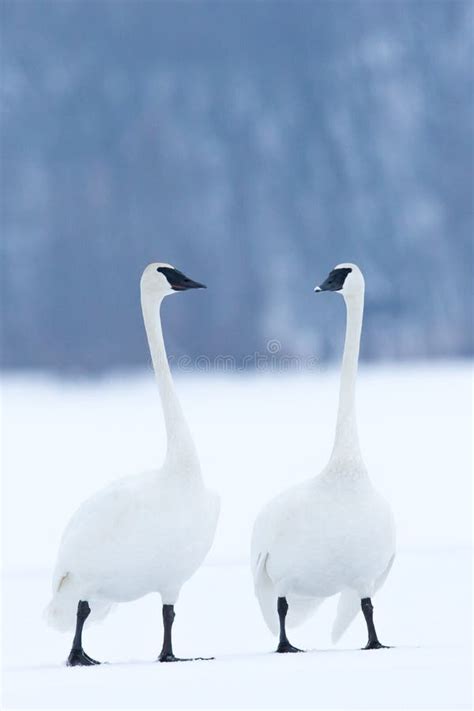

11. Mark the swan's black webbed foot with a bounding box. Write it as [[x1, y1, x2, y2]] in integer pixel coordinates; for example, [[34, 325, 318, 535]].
[[67, 649, 101, 666], [83, 651, 101, 663], [158, 653, 214, 662], [363, 640, 390, 650], [158, 652, 186, 662], [276, 641, 304, 654]]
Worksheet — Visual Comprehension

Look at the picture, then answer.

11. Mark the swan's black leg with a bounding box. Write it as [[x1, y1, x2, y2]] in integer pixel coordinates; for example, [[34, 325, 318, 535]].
[[158, 604, 177, 661], [361, 598, 389, 650], [158, 604, 213, 662], [67, 601, 101, 666], [276, 597, 303, 653]]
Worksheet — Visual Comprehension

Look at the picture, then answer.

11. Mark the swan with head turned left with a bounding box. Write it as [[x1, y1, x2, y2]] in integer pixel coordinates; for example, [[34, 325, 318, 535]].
[[45, 263, 220, 665], [251, 263, 395, 653]]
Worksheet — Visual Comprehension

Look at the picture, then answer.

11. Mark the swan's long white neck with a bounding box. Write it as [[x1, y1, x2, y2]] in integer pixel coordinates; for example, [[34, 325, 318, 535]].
[[141, 290, 200, 477], [328, 290, 365, 470]]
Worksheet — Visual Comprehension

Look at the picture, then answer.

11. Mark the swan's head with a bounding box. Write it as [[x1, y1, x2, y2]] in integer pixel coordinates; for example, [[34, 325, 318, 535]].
[[314, 263, 364, 298], [141, 263, 206, 298]]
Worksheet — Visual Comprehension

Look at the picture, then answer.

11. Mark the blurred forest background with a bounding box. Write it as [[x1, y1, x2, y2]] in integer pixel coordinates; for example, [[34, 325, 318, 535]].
[[1, 0, 472, 373]]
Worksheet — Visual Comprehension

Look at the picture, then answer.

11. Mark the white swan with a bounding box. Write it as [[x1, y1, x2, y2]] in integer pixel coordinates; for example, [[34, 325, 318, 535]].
[[251, 263, 395, 652], [45, 263, 220, 666]]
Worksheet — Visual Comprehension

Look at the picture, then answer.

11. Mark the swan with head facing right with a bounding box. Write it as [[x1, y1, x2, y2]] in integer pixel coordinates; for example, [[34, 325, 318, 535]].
[[45, 263, 220, 665], [251, 263, 396, 652]]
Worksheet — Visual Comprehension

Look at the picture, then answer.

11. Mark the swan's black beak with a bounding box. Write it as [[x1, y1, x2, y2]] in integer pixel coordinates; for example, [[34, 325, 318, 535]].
[[157, 266, 206, 291], [314, 267, 352, 293], [314, 278, 330, 292], [172, 274, 207, 291], [314, 273, 335, 292]]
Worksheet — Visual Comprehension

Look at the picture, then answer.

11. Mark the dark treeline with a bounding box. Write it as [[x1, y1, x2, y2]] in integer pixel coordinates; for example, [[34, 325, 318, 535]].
[[1, 0, 472, 373]]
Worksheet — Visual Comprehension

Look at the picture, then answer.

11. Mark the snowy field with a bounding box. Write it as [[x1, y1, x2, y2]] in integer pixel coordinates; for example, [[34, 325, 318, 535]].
[[1, 362, 472, 709]]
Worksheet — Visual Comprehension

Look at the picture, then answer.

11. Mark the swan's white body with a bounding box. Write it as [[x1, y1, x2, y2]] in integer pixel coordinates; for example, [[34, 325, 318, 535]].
[[251, 264, 395, 641], [46, 264, 219, 632]]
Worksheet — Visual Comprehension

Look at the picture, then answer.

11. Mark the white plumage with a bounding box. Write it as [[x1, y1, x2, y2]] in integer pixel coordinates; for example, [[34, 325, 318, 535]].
[[45, 470, 219, 631], [45, 263, 219, 662], [251, 263, 395, 647]]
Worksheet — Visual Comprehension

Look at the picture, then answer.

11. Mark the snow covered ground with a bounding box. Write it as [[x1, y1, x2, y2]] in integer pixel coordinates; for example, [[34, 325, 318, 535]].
[[1, 362, 472, 708]]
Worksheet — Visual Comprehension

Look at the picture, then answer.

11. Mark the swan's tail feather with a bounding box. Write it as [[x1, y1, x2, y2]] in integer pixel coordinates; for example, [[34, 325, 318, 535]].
[[253, 553, 279, 635], [253, 553, 321, 635], [44, 572, 113, 632], [332, 589, 360, 643]]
